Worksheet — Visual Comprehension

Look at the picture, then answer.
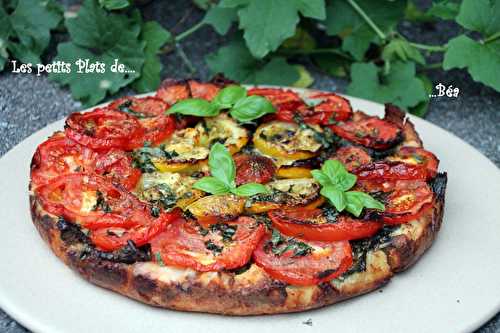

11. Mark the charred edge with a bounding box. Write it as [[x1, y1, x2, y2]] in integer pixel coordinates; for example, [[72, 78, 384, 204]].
[[316, 269, 337, 280], [56, 217, 151, 264], [159, 78, 189, 89], [384, 104, 406, 126], [210, 73, 237, 87], [430, 172, 448, 201]]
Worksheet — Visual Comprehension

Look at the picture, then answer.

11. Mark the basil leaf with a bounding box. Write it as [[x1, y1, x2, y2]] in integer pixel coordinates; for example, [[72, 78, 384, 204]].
[[208, 142, 236, 188], [212, 85, 247, 109], [229, 95, 276, 122], [334, 172, 357, 192], [311, 169, 330, 187], [320, 185, 346, 212], [193, 177, 231, 195], [345, 191, 384, 217], [231, 183, 269, 197], [321, 159, 346, 181], [167, 98, 220, 117]]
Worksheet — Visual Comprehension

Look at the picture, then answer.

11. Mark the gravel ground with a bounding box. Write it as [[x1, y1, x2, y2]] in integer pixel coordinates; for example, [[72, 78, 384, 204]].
[[0, 1, 498, 332]]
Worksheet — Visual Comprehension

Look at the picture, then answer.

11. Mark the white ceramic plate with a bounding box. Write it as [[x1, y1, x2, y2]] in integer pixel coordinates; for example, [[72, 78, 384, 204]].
[[0, 92, 499, 333]]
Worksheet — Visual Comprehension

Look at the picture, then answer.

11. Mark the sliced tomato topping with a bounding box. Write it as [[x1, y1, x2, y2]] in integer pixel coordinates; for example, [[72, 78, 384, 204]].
[[269, 208, 382, 241], [152, 217, 265, 271], [332, 146, 372, 171], [156, 79, 190, 105], [188, 80, 220, 100], [90, 210, 180, 251], [329, 113, 402, 150], [389, 147, 439, 179], [65, 108, 144, 151], [30, 133, 97, 188], [353, 161, 427, 181], [234, 154, 276, 185], [92, 149, 141, 190], [308, 92, 353, 122], [108, 96, 169, 117], [248, 88, 305, 108], [253, 233, 353, 285]]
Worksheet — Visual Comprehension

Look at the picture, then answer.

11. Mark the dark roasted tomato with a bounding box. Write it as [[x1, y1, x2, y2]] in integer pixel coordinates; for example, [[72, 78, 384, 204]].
[[234, 154, 276, 185], [151, 217, 265, 271], [253, 234, 353, 285], [65, 108, 144, 151], [356, 180, 434, 224], [353, 161, 427, 181], [91, 210, 180, 251], [388, 147, 439, 179], [156, 79, 190, 105], [248, 88, 305, 108], [92, 149, 141, 190], [331, 146, 372, 171], [269, 208, 382, 241], [188, 80, 220, 100], [30, 133, 97, 188], [308, 92, 353, 123], [108, 96, 169, 117], [329, 112, 402, 150], [129, 114, 176, 147]]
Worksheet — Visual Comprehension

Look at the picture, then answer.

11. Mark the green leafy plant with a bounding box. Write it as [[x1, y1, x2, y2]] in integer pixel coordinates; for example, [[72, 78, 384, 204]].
[[193, 143, 269, 197], [167, 84, 276, 122], [311, 160, 384, 217]]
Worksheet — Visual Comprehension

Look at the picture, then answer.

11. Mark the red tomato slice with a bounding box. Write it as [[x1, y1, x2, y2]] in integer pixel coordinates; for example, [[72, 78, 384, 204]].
[[128, 114, 176, 148], [30, 133, 97, 188], [389, 147, 439, 179], [329, 113, 402, 149], [234, 154, 276, 186], [331, 146, 372, 171], [253, 234, 353, 285], [248, 88, 308, 122], [269, 208, 382, 241], [353, 161, 427, 181], [108, 96, 169, 117], [309, 92, 353, 122], [65, 108, 144, 151], [91, 210, 180, 251], [152, 217, 265, 272], [188, 80, 220, 100], [92, 149, 141, 190], [156, 79, 190, 105]]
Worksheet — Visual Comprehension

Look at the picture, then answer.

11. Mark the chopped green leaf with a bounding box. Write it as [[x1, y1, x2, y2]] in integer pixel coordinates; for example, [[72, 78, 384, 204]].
[[132, 21, 172, 93], [347, 61, 428, 110]]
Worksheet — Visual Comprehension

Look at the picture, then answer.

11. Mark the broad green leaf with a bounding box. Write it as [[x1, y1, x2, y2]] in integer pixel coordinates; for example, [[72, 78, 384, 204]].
[[203, 6, 237, 35], [231, 183, 269, 196], [0, 6, 11, 71], [427, 0, 460, 20], [405, 0, 434, 22], [49, 0, 144, 106], [320, 185, 346, 212], [443, 35, 500, 92], [292, 65, 314, 88], [227, 0, 325, 58], [382, 39, 425, 66], [192, 0, 215, 10], [249, 57, 300, 86], [132, 21, 172, 93], [167, 98, 219, 117], [209, 143, 236, 188], [212, 85, 247, 109], [324, 0, 406, 60], [99, 0, 131, 10], [230, 95, 276, 122], [409, 75, 433, 117], [313, 54, 349, 77], [281, 27, 316, 51], [193, 176, 231, 195], [455, 0, 500, 36], [347, 61, 428, 110]]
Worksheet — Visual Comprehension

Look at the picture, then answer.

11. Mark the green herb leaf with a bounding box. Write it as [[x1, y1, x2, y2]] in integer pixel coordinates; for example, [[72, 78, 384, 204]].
[[230, 95, 276, 122], [454, 0, 500, 36], [311, 170, 331, 187], [347, 61, 428, 110], [132, 21, 172, 93], [212, 85, 247, 109], [231, 183, 269, 197], [221, 0, 325, 58], [208, 143, 236, 188], [167, 98, 220, 117], [49, 0, 144, 106], [99, 0, 131, 10], [320, 185, 347, 212], [344, 191, 385, 217], [427, 0, 460, 20], [193, 176, 231, 195], [203, 6, 237, 35], [155, 252, 165, 266], [382, 38, 426, 66]]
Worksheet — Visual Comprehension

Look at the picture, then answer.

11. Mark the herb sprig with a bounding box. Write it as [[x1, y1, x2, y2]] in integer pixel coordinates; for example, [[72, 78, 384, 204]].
[[167, 85, 276, 123], [268, 229, 313, 257], [193, 142, 269, 197], [311, 160, 385, 217]]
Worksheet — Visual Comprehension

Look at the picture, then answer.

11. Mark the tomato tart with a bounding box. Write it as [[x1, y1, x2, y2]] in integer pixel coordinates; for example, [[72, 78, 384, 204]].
[[29, 78, 447, 315]]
